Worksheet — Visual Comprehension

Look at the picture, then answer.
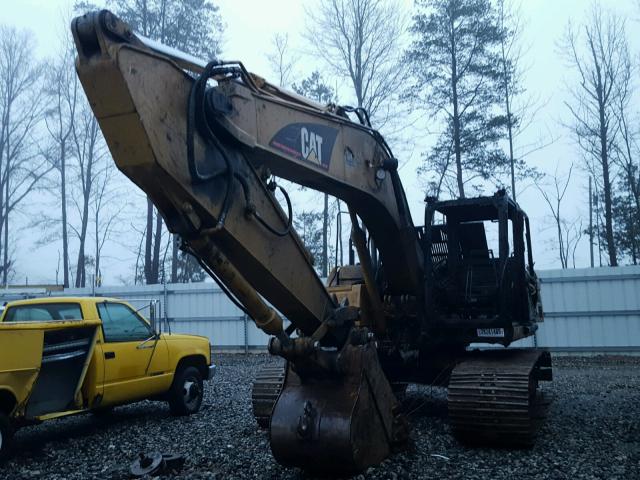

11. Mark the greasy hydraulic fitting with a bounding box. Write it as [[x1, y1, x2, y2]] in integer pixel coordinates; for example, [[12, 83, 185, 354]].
[[268, 336, 314, 358], [269, 333, 344, 376]]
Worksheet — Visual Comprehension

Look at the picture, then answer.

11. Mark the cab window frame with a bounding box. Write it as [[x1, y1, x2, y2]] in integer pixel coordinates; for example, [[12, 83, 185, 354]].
[[97, 301, 153, 343]]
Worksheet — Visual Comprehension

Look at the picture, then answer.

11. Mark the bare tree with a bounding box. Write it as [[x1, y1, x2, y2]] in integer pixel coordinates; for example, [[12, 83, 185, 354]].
[[561, 4, 631, 267], [0, 26, 51, 284], [267, 33, 297, 88], [303, 0, 404, 126], [536, 163, 583, 269], [496, 0, 550, 200], [567, 218, 585, 269], [171, 233, 178, 283], [76, 0, 224, 58], [42, 34, 78, 287], [92, 159, 124, 286], [35, 15, 124, 288], [81, 0, 226, 284], [69, 103, 106, 288], [132, 221, 145, 285], [497, 0, 521, 199]]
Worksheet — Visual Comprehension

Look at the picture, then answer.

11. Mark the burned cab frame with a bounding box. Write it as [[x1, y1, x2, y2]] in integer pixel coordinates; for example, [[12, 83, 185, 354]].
[[422, 190, 543, 346]]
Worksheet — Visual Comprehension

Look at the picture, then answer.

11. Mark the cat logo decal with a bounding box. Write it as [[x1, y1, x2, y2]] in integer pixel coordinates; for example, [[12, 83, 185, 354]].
[[269, 123, 338, 169]]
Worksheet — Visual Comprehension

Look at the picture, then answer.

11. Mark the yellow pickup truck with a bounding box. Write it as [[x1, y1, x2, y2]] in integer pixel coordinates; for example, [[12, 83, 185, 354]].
[[0, 297, 215, 458]]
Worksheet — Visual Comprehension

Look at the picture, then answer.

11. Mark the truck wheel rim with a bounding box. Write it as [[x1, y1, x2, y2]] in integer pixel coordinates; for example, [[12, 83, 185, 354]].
[[183, 378, 201, 409]]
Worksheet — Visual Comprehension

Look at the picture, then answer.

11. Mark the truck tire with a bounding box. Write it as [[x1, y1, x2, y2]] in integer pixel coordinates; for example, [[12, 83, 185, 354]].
[[168, 366, 204, 416], [0, 412, 13, 461]]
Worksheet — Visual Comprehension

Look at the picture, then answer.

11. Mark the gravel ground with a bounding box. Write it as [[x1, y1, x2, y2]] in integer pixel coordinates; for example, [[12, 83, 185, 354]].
[[1, 354, 639, 479]]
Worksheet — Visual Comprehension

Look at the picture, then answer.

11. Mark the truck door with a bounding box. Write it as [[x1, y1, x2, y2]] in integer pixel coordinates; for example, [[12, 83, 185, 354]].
[[97, 302, 169, 406]]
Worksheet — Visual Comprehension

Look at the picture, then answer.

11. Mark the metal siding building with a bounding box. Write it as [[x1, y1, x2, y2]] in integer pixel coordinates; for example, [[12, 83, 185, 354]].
[[535, 266, 640, 351], [2, 265, 639, 352]]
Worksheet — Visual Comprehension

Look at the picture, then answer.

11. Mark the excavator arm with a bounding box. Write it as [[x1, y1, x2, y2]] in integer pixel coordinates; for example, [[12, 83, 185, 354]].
[[72, 10, 415, 471], [72, 11, 422, 337]]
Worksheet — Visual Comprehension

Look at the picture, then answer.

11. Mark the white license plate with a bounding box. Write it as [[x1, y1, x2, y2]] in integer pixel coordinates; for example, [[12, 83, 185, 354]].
[[477, 328, 505, 337]]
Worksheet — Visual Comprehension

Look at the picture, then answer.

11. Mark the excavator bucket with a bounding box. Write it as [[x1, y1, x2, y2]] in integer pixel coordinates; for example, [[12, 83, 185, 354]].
[[270, 343, 406, 473]]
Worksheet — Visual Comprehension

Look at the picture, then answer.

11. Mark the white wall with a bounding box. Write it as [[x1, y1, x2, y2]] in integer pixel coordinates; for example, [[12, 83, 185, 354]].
[[3, 265, 640, 353]]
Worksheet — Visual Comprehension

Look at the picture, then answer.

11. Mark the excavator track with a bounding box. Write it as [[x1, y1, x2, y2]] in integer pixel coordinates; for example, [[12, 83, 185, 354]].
[[447, 349, 552, 447], [251, 363, 286, 428]]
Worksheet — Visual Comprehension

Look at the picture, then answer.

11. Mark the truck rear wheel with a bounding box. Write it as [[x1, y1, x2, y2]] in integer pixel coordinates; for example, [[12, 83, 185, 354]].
[[168, 366, 204, 416], [0, 412, 13, 460]]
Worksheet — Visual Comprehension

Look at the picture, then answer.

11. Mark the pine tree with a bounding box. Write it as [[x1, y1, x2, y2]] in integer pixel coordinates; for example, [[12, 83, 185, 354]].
[[294, 211, 324, 270], [406, 0, 508, 198], [292, 71, 335, 105]]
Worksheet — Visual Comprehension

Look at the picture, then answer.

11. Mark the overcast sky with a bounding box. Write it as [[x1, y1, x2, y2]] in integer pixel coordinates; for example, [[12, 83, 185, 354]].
[[1, 0, 639, 285]]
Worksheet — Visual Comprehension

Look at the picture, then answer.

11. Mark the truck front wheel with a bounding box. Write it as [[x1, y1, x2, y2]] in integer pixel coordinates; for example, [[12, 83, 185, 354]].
[[0, 412, 13, 460], [168, 366, 204, 416]]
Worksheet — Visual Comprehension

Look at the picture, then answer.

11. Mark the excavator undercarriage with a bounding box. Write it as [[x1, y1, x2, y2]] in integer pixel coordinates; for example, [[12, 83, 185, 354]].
[[72, 10, 552, 473]]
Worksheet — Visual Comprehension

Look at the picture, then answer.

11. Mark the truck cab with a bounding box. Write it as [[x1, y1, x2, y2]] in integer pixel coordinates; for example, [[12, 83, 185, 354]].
[[0, 297, 215, 458]]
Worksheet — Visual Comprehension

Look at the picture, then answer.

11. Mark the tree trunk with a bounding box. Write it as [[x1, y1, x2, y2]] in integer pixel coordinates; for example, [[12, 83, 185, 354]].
[[502, 58, 516, 201], [557, 216, 566, 269], [589, 30, 618, 267], [0, 99, 8, 270], [2, 109, 9, 286], [171, 234, 178, 283], [75, 236, 85, 288], [76, 205, 89, 288], [144, 197, 153, 283], [0, 176, 4, 276], [499, 0, 517, 201], [75, 181, 91, 288], [95, 207, 100, 285], [449, 15, 464, 198], [598, 100, 617, 266], [61, 142, 69, 287], [3, 176, 8, 285], [151, 208, 162, 283], [322, 193, 328, 277]]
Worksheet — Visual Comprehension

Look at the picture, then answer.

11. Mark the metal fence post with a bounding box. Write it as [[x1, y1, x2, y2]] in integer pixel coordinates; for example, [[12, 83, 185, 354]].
[[163, 281, 169, 333], [244, 314, 248, 354]]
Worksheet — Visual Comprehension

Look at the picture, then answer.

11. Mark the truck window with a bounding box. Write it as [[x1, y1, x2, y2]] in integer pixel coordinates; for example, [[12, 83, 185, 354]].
[[97, 302, 152, 342], [3, 303, 83, 322]]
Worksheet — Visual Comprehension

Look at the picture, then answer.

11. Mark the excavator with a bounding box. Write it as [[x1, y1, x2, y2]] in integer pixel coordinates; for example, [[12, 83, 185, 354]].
[[71, 10, 552, 473]]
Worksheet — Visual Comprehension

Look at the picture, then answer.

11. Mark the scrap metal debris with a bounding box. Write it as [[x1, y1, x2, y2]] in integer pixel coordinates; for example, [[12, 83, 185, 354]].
[[130, 452, 185, 477], [430, 454, 450, 461]]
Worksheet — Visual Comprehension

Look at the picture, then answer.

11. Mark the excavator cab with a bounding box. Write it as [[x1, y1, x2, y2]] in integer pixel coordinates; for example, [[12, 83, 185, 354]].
[[422, 190, 543, 347]]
